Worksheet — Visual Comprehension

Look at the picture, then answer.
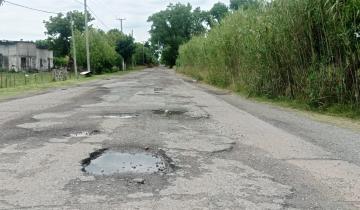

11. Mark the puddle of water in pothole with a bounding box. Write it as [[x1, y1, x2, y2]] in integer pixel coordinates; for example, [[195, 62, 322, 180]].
[[82, 150, 166, 175], [105, 114, 137, 119], [91, 114, 138, 119]]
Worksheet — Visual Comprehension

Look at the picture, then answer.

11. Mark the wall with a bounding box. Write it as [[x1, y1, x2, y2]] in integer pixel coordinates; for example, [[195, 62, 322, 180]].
[[0, 42, 54, 71]]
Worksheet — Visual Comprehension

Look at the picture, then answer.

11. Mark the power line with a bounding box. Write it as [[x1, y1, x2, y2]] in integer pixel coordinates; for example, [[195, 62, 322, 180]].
[[88, 0, 116, 18], [73, 0, 109, 29], [87, 7, 109, 29], [2, 0, 58, 14]]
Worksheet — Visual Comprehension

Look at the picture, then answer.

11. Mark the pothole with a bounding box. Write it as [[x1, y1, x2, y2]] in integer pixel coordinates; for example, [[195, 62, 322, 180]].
[[82, 148, 172, 176], [154, 87, 163, 92], [171, 94, 194, 99], [91, 113, 139, 119], [67, 130, 101, 138], [152, 108, 209, 119], [152, 109, 187, 116]]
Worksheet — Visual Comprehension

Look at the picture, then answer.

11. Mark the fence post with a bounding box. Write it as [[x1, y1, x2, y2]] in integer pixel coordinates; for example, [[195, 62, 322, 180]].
[[24, 73, 26, 85], [0, 72, 2, 88]]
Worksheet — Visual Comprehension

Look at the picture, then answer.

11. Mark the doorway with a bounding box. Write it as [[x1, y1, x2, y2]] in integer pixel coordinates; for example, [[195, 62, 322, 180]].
[[21, 57, 26, 70]]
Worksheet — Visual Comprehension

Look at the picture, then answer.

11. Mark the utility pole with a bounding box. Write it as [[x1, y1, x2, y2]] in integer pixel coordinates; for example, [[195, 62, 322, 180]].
[[116, 18, 126, 33], [142, 42, 145, 65], [84, 0, 91, 73], [71, 19, 78, 79]]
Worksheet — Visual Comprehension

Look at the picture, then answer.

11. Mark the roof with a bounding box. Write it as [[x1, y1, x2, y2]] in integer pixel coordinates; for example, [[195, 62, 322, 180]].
[[0, 40, 52, 50], [0, 40, 35, 45]]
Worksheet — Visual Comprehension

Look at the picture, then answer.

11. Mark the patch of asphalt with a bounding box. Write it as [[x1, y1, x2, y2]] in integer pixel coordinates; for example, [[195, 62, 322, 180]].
[[180, 73, 360, 164], [179, 74, 360, 209], [211, 92, 360, 166]]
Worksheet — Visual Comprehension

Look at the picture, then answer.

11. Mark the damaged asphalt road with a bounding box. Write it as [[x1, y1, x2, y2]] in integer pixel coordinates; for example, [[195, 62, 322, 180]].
[[0, 67, 360, 209]]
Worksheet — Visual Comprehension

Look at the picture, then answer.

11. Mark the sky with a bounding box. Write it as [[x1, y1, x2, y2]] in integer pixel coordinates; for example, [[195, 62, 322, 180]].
[[0, 0, 229, 42]]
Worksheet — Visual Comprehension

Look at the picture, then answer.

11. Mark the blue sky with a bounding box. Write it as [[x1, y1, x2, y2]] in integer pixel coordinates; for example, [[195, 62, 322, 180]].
[[0, 0, 229, 42]]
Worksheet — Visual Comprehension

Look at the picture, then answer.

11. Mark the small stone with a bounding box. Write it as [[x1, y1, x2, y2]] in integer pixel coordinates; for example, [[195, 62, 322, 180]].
[[133, 178, 145, 184]]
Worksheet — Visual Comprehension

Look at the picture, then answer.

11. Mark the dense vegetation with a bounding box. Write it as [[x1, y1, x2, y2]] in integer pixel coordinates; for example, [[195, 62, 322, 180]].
[[148, 2, 236, 67], [72, 29, 119, 74], [39, 11, 157, 74], [178, 0, 360, 111], [44, 11, 93, 57], [148, 3, 208, 67]]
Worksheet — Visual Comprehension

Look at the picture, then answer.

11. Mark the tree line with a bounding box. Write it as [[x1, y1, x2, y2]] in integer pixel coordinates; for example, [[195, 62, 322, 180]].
[[37, 11, 157, 74], [168, 0, 360, 113]]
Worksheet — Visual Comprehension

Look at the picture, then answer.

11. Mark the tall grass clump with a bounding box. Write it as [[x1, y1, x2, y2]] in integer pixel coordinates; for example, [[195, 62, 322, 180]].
[[178, 0, 360, 110]]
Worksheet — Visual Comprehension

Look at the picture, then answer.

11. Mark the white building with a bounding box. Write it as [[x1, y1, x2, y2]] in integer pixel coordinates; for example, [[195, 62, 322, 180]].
[[0, 40, 54, 71]]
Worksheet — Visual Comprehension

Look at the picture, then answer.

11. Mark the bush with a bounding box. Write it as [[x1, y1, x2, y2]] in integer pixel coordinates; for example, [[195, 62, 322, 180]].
[[54, 57, 69, 68], [72, 29, 120, 74], [178, 0, 360, 108]]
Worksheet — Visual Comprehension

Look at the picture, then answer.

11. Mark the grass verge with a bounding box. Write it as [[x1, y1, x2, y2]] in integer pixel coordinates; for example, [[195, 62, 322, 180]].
[[177, 70, 360, 123], [0, 69, 143, 101]]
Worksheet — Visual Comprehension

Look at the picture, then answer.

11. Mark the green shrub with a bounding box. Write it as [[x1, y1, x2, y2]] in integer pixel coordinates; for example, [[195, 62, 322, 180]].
[[72, 29, 119, 74], [54, 57, 69, 68], [178, 0, 360, 108]]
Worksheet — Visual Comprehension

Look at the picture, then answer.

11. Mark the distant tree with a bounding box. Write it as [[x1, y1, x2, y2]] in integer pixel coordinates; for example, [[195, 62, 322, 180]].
[[72, 29, 119, 74], [230, 0, 259, 10], [210, 2, 229, 23], [148, 3, 208, 67], [192, 7, 209, 34], [106, 29, 124, 46], [44, 11, 93, 57], [35, 39, 51, 49], [132, 43, 157, 66], [115, 34, 136, 65]]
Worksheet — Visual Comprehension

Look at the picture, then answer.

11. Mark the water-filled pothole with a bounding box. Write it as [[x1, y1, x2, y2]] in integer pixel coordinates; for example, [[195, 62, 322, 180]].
[[92, 113, 139, 119], [82, 149, 168, 176], [103, 113, 139, 119]]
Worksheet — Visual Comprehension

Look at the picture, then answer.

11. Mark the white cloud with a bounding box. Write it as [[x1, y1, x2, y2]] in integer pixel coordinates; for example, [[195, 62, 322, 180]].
[[0, 0, 228, 42]]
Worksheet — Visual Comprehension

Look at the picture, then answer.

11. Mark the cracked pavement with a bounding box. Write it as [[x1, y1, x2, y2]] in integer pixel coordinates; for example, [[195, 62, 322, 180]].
[[0, 67, 360, 209]]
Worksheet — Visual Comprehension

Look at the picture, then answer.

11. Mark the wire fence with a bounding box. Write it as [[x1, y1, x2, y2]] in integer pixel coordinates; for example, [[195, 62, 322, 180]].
[[0, 71, 75, 89]]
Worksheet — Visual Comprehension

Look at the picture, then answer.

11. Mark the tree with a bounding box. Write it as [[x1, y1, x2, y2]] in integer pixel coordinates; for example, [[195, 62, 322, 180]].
[[106, 29, 124, 46], [35, 40, 51, 49], [230, 0, 259, 10], [148, 3, 208, 67], [115, 34, 136, 64], [72, 29, 119, 74], [44, 11, 93, 57], [210, 2, 229, 23], [132, 43, 157, 66]]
